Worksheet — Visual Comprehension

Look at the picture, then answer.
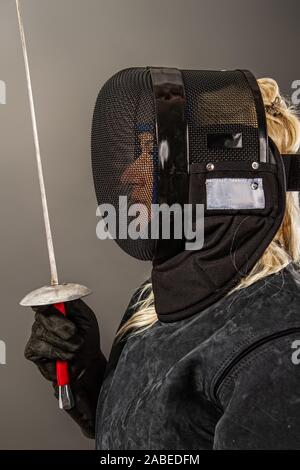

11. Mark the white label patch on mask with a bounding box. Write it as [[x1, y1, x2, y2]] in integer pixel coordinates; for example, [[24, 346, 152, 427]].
[[206, 178, 265, 210]]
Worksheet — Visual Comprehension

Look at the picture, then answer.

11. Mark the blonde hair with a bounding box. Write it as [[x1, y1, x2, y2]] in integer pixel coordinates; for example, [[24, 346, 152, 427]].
[[116, 77, 300, 341]]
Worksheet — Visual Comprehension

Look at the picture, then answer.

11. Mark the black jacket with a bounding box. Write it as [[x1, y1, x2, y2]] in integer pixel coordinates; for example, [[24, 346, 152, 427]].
[[95, 263, 300, 450]]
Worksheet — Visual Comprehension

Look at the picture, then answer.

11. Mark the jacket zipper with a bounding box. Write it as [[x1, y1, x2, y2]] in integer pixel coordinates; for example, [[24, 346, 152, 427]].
[[213, 327, 300, 400]]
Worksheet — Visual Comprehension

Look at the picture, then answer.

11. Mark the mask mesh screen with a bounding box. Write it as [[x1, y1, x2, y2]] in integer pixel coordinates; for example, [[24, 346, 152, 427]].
[[183, 69, 259, 163], [92, 68, 157, 260]]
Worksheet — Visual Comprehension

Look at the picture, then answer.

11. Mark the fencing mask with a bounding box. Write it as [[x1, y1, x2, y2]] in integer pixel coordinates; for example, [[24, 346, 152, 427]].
[[91, 67, 300, 322]]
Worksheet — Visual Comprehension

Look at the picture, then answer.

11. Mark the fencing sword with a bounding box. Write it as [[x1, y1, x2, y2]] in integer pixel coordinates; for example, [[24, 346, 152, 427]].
[[16, 0, 91, 410]]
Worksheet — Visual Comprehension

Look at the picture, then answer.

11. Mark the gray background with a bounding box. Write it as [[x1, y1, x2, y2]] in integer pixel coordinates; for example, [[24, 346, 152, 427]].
[[0, 0, 299, 450]]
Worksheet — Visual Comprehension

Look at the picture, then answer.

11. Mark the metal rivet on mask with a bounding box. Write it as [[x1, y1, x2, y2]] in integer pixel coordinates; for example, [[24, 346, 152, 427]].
[[206, 163, 215, 171], [251, 182, 259, 190], [252, 161, 259, 170]]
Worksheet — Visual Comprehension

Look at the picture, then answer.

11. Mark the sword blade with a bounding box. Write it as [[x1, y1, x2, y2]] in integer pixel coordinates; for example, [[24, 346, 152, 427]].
[[16, 0, 59, 286]]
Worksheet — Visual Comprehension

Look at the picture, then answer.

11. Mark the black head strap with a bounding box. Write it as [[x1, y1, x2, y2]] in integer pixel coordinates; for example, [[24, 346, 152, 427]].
[[282, 154, 300, 191], [148, 67, 189, 260], [148, 67, 189, 206]]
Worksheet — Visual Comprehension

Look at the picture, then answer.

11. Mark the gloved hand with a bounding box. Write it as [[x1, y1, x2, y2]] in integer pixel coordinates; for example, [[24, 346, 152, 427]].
[[24, 299, 107, 438]]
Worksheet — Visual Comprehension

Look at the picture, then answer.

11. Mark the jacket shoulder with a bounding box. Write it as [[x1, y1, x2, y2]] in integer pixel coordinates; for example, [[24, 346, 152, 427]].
[[231, 263, 300, 330]]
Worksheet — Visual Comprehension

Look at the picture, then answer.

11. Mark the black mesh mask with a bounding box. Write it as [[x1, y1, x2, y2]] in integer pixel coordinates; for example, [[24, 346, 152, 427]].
[[91, 67, 300, 322]]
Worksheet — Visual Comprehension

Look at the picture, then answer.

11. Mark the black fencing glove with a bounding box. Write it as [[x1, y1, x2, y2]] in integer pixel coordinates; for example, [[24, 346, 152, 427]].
[[24, 299, 107, 439]]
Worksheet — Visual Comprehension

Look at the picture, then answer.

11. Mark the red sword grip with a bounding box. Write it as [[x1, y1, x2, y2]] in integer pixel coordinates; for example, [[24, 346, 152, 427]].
[[53, 302, 74, 410]]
